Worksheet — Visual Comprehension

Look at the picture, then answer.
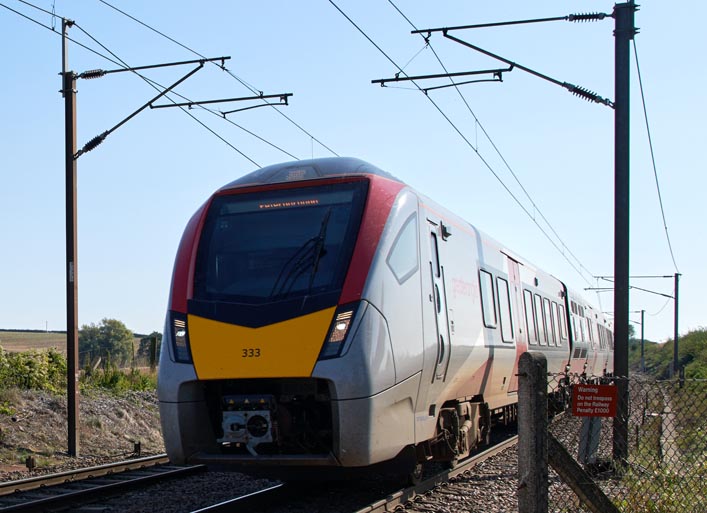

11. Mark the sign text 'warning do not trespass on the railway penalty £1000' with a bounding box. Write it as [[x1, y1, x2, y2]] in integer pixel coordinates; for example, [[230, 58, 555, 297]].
[[571, 384, 618, 417]]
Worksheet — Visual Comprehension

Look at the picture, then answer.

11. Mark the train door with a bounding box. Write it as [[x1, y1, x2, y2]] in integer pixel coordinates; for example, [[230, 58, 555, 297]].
[[428, 221, 452, 384]]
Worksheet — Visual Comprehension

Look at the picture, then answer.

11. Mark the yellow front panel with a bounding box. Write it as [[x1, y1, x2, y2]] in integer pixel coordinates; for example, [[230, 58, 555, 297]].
[[188, 307, 336, 379]]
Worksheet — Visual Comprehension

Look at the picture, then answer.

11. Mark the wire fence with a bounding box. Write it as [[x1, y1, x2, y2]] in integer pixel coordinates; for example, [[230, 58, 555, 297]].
[[546, 373, 707, 513]]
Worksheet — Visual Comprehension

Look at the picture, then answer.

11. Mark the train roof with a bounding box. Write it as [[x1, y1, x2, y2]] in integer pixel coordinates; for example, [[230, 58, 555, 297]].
[[219, 157, 402, 191]]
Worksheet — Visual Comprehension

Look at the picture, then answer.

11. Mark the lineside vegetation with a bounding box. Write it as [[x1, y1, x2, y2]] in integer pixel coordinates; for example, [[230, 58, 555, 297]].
[[0, 318, 160, 394]]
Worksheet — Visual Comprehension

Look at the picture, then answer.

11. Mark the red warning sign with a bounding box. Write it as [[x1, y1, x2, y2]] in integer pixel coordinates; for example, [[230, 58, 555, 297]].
[[572, 384, 618, 417]]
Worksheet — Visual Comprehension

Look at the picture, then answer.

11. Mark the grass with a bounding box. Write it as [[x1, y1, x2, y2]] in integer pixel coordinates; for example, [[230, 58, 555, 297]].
[[0, 331, 66, 354], [0, 331, 144, 360]]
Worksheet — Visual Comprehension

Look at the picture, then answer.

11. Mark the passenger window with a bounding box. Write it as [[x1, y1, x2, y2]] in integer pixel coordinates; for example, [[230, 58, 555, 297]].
[[552, 302, 561, 346], [534, 294, 546, 345], [497, 277, 514, 343], [524, 290, 537, 345], [588, 320, 596, 348], [479, 270, 497, 328], [544, 298, 555, 346], [575, 317, 582, 342], [559, 305, 568, 340], [386, 214, 418, 284]]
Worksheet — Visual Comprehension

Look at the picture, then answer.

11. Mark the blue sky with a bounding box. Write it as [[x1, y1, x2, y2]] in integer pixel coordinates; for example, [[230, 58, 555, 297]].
[[1, 1, 703, 342]]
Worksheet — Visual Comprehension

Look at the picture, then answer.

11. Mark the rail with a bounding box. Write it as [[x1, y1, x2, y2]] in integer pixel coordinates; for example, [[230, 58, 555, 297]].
[[355, 435, 519, 513], [0, 453, 206, 512]]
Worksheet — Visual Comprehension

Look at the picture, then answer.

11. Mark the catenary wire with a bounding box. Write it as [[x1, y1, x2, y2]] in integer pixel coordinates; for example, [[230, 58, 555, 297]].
[[633, 40, 680, 273], [74, 23, 295, 161], [1, 1, 121, 65], [329, 0, 594, 286], [14, 0, 297, 163], [387, 0, 596, 285], [42, 0, 289, 163], [70, 22, 262, 166], [647, 297, 672, 317], [75, 25, 296, 160], [96, 0, 339, 158], [5, 0, 264, 166], [399, 42, 430, 73]]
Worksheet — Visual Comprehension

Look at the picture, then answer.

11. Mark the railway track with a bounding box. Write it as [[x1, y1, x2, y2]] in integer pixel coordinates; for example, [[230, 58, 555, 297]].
[[0, 433, 518, 512], [0, 453, 206, 512], [354, 434, 519, 513], [189, 434, 519, 513]]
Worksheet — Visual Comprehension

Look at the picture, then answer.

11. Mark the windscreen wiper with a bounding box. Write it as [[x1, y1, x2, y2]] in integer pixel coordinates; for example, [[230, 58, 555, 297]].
[[306, 208, 332, 293], [269, 237, 319, 298], [269, 208, 332, 299]]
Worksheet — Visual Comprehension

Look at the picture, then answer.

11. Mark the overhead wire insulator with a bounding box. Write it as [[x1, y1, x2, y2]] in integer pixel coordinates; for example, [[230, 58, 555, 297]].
[[568, 12, 607, 23], [564, 83, 614, 108], [81, 131, 108, 154], [79, 69, 106, 80]]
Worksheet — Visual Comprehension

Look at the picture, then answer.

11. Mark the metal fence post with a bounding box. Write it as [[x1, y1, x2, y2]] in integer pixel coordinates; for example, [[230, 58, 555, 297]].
[[518, 351, 548, 513]]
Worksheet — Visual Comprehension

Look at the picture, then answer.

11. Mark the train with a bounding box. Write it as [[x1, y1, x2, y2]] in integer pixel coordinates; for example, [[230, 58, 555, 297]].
[[157, 157, 613, 477]]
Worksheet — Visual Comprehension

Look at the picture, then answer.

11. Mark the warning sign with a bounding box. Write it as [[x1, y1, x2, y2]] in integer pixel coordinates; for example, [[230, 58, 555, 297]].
[[572, 384, 618, 417]]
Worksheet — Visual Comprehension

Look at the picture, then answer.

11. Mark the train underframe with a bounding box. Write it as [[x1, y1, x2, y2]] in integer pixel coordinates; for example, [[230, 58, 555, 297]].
[[195, 377, 558, 476]]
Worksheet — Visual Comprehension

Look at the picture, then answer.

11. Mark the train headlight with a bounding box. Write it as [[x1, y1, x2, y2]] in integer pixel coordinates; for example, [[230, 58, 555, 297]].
[[318, 303, 359, 360], [170, 312, 193, 363]]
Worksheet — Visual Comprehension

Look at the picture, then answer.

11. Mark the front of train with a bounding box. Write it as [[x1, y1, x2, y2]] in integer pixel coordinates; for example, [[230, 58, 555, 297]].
[[158, 158, 413, 475]]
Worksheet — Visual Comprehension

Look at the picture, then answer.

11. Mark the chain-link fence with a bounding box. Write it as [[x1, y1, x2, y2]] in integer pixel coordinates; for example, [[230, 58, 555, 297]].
[[545, 372, 707, 513]]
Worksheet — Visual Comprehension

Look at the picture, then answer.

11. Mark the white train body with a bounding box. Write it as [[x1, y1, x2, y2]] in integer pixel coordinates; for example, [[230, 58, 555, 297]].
[[158, 157, 613, 474]]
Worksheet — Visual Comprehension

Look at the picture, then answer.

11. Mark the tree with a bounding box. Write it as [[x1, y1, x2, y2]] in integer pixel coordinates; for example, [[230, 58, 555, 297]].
[[137, 331, 162, 367], [79, 318, 134, 367]]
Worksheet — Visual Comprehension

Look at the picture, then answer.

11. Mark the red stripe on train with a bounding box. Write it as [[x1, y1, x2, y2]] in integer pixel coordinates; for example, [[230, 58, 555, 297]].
[[339, 175, 405, 304]]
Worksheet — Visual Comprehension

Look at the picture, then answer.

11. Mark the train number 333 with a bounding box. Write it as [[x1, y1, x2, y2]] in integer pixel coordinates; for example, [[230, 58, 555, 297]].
[[242, 348, 261, 358]]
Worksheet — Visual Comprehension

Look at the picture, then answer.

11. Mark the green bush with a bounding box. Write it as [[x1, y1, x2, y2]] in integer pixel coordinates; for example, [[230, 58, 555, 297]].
[[0, 346, 66, 392], [0, 345, 156, 394]]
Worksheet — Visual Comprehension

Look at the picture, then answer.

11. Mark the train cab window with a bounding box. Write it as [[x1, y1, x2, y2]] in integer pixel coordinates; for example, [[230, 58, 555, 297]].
[[479, 270, 497, 328], [193, 181, 368, 304], [534, 294, 547, 345], [523, 290, 538, 345], [544, 298, 556, 346], [496, 277, 514, 343], [386, 214, 419, 284]]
